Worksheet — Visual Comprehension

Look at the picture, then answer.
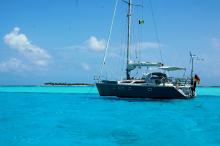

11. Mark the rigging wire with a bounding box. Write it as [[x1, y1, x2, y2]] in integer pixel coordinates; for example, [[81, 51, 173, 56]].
[[149, 0, 164, 64], [98, 0, 119, 80], [138, 0, 144, 61], [120, 15, 127, 80], [134, 1, 140, 60], [134, 0, 144, 77]]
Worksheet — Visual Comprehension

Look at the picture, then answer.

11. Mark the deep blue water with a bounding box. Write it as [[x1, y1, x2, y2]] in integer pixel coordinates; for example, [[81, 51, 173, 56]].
[[0, 86, 220, 146]]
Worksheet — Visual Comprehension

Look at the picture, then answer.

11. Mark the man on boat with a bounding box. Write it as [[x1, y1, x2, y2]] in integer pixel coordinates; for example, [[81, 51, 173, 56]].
[[191, 74, 200, 96]]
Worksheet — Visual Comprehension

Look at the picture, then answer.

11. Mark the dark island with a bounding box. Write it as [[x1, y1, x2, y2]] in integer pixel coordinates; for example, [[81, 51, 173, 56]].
[[44, 82, 95, 86]]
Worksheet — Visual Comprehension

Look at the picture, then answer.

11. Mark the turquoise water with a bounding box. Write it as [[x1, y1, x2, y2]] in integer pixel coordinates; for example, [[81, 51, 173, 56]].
[[0, 86, 220, 146]]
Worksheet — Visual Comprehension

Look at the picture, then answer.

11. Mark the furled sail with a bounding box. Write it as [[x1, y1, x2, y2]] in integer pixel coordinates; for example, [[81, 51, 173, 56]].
[[127, 61, 163, 71], [158, 66, 186, 71]]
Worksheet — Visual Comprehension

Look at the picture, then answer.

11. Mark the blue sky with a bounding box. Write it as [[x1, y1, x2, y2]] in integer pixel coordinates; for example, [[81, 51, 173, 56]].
[[0, 0, 220, 86]]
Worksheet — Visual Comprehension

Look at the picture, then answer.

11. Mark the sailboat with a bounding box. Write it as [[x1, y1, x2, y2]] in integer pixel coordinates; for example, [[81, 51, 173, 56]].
[[96, 0, 200, 99]]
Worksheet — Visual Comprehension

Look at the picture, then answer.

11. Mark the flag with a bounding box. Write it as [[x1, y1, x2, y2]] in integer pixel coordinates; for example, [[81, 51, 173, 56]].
[[139, 19, 144, 24]]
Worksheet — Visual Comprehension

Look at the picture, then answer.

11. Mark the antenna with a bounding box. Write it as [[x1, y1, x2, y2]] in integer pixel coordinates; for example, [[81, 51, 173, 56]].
[[190, 51, 204, 81]]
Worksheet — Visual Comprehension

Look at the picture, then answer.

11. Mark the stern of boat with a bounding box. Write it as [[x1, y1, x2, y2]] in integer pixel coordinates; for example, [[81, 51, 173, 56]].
[[175, 85, 195, 99]]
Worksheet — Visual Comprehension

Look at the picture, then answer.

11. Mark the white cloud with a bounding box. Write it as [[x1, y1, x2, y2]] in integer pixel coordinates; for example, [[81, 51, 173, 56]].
[[58, 37, 159, 53], [60, 36, 106, 52], [86, 36, 106, 51], [81, 62, 91, 71], [4, 27, 52, 66], [0, 58, 28, 72]]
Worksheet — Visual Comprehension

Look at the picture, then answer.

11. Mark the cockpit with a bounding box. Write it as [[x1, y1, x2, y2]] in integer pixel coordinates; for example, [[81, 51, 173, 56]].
[[142, 72, 168, 85]]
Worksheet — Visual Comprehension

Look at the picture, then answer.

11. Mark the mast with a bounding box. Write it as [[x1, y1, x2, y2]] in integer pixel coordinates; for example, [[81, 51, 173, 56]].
[[191, 56, 194, 79], [190, 52, 194, 84], [126, 0, 132, 80]]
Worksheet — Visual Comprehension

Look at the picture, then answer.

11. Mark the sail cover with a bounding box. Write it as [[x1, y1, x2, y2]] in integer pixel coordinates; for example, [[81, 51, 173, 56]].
[[158, 66, 186, 71], [127, 61, 163, 71]]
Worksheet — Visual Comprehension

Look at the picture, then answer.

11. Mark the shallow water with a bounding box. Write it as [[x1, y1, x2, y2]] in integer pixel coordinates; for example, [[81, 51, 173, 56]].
[[0, 86, 220, 146]]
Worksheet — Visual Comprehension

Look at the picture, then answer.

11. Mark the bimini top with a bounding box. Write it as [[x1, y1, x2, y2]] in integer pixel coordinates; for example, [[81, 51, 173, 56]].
[[158, 66, 186, 71], [127, 61, 163, 71]]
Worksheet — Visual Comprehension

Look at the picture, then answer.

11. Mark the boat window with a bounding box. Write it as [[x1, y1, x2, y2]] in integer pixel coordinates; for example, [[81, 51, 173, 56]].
[[121, 81, 132, 83], [133, 81, 146, 84]]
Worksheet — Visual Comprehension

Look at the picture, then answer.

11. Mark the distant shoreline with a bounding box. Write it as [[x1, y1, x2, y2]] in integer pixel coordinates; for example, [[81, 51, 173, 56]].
[[44, 82, 95, 86], [0, 84, 219, 87], [198, 86, 220, 88]]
